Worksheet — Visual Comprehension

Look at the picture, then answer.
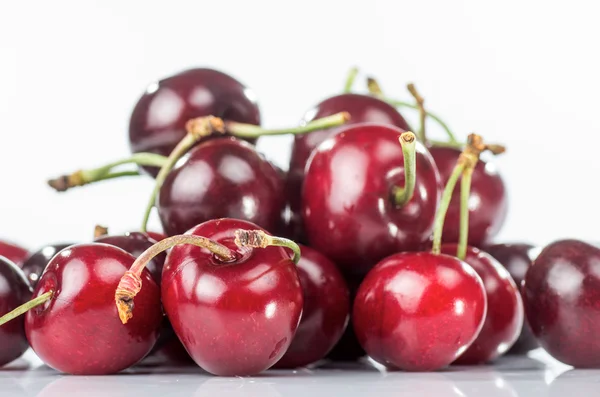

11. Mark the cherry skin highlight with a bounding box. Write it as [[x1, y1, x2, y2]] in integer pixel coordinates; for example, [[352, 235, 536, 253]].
[[484, 243, 539, 354], [25, 244, 162, 375], [524, 239, 600, 368], [129, 67, 260, 175], [285, 94, 409, 241], [441, 245, 523, 365], [158, 138, 285, 236], [428, 146, 507, 246], [0, 257, 31, 367], [302, 123, 441, 276], [353, 252, 487, 371], [0, 240, 29, 267], [161, 218, 303, 376], [21, 243, 74, 287], [274, 245, 349, 368]]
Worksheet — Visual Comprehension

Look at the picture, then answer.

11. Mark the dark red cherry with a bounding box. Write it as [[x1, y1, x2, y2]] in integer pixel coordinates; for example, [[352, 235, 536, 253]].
[[161, 218, 303, 376], [146, 231, 167, 242], [428, 146, 507, 246], [441, 245, 523, 364], [129, 68, 260, 175], [0, 240, 29, 267], [353, 252, 487, 371], [0, 257, 31, 367], [484, 243, 540, 354], [524, 239, 600, 367], [21, 243, 74, 287], [274, 245, 349, 368], [158, 138, 285, 236], [285, 94, 410, 241], [25, 243, 162, 375], [302, 123, 441, 276]]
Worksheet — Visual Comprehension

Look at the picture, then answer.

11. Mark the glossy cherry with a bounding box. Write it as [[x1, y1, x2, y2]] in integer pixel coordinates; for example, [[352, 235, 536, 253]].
[[524, 239, 600, 367], [302, 123, 441, 276], [21, 243, 74, 287], [145, 231, 167, 242], [441, 244, 523, 364], [0, 257, 31, 367], [274, 245, 349, 368], [158, 138, 285, 236], [428, 146, 507, 246], [484, 243, 539, 354], [353, 252, 487, 371], [161, 219, 303, 376], [129, 68, 261, 175], [0, 240, 29, 267], [284, 94, 410, 241], [25, 243, 162, 375]]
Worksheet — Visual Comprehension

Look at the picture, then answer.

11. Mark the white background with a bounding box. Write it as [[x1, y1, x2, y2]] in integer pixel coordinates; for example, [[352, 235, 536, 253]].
[[1, 0, 599, 250]]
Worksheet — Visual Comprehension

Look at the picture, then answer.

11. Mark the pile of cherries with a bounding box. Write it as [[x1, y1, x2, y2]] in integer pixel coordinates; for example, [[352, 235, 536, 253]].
[[1, 67, 599, 377]]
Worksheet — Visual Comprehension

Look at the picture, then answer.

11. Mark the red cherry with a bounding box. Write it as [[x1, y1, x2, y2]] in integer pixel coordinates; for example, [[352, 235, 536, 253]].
[[129, 68, 260, 175], [285, 94, 409, 241], [161, 219, 303, 376], [441, 244, 523, 364], [158, 138, 285, 236], [353, 252, 487, 371], [25, 243, 162, 375], [21, 243, 75, 287], [0, 257, 31, 367], [484, 243, 540, 354], [524, 239, 600, 367], [428, 146, 507, 246], [0, 240, 29, 267], [274, 245, 349, 368], [145, 231, 167, 242], [302, 123, 440, 276]]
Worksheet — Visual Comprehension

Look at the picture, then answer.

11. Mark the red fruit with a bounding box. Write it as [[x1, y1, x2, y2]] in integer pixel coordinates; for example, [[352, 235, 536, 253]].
[[302, 123, 440, 276], [0, 240, 29, 267], [353, 252, 487, 371], [0, 257, 31, 366], [25, 244, 162, 375], [146, 231, 167, 242], [274, 245, 349, 368], [524, 239, 600, 367], [441, 245, 523, 364], [21, 243, 74, 287], [161, 219, 303, 376]]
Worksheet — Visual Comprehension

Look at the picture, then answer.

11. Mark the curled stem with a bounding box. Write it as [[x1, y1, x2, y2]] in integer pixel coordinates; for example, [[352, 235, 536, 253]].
[[115, 234, 236, 324], [344, 67, 359, 93], [392, 132, 417, 207], [234, 229, 301, 264], [457, 166, 474, 260], [407, 83, 427, 143], [0, 291, 53, 326]]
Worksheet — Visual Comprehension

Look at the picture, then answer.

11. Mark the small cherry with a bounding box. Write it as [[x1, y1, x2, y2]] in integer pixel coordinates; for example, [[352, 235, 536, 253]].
[[524, 239, 600, 367], [114, 218, 303, 376], [0, 243, 162, 375], [0, 240, 29, 267], [0, 257, 31, 367], [302, 127, 440, 276], [20, 243, 75, 287], [274, 245, 350, 369], [484, 243, 540, 354]]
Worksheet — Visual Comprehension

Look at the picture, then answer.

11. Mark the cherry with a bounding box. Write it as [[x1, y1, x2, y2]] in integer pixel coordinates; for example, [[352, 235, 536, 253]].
[[353, 251, 487, 371], [0, 257, 31, 367], [285, 94, 410, 241], [0, 240, 29, 267], [145, 231, 167, 242], [15, 243, 162, 375], [484, 243, 540, 354], [129, 68, 261, 175], [302, 124, 440, 276], [20, 243, 74, 287], [441, 244, 523, 364], [524, 239, 600, 367], [274, 244, 350, 368], [158, 138, 285, 236]]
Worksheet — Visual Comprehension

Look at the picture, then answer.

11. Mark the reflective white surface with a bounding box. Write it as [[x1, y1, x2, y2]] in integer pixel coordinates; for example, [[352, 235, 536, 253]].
[[1, 350, 594, 397]]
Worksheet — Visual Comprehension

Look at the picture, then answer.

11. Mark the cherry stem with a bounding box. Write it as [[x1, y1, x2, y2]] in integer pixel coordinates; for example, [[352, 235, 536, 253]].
[[392, 132, 417, 207], [367, 77, 384, 97], [47, 153, 168, 192], [140, 116, 225, 233], [457, 166, 474, 260], [431, 162, 465, 255], [234, 229, 301, 264], [223, 112, 350, 139], [115, 234, 236, 324], [94, 225, 109, 239], [0, 291, 53, 327], [343, 67, 359, 93], [407, 83, 427, 144]]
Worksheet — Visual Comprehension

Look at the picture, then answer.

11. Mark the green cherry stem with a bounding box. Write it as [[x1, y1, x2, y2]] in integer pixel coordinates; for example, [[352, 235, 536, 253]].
[[0, 291, 53, 327], [234, 229, 301, 264], [457, 166, 475, 260], [343, 67, 359, 93], [407, 83, 427, 143], [431, 162, 465, 255], [392, 132, 417, 207]]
